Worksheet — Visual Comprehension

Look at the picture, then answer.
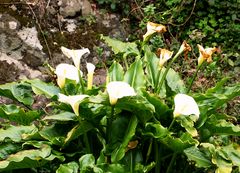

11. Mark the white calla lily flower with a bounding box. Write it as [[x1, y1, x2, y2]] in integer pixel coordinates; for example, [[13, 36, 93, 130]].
[[58, 93, 88, 115], [106, 81, 136, 105], [61, 46, 90, 70], [55, 63, 81, 88], [86, 63, 95, 74], [143, 22, 167, 41], [173, 94, 200, 119], [158, 48, 174, 68], [86, 63, 95, 90], [197, 45, 217, 66]]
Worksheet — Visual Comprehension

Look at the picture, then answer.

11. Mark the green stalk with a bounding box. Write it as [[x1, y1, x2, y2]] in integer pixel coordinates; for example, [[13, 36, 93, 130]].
[[78, 70, 85, 94], [168, 118, 176, 131], [155, 68, 162, 93], [157, 50, 183, 95], [166, 152, 177, 173], [106, 106, 115, 163], [146, 139, 153, 163], [186, 61, 205, 93], [154, 140, 161, 173], [123, 56, 129, 70], [83, 132, 91, 153], [130, 151, 133, 173]]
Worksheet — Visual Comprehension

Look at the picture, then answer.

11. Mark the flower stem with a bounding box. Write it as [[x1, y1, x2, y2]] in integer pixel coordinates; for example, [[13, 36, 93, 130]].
[[168, 118, 176, 131], [157, 50, 183, 95], [186, 62, 205, 94], [154, 140, 161, 173], [146, 139, 153, 163], [166, 152, 177, 173], [83, 132, 91, 153], [123, 56, 129, 70], [78, 70, 85, 94], [155, 68, 162, 93], [106, 106, 115, 163]]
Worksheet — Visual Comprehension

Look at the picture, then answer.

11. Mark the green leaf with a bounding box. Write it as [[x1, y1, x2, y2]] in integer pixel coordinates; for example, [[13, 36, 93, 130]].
[[101, 35, 140, 58], [203, 115, 240, 136], [116, 95, 155, 113], [79, 154, 95, 171], [108, 61, 124, 82], [141, 90, 169, 119], [143, 123, 170, 139], [124, 59, 146, 90], [27, 79, 60, 99], [221, 144, 240, 168], [111, 115, 138, 163], [0, 104, 41, 125], [0, 144, 57, 171], [39, 124, 69, 146], [64, 121, 94, 145], [166, 68, 186, 94], [194, 82, 240, 128], [43, 112, 77, 121], [184, 146, 212, 168], [0, 82, 33, 105], [57, 162, 79, 173], [0, 125, 38, 142], [177, 116, 198, 137], [144, 45, 159, 88], [144, 124, 199, 152], [0, 143, 22, 160]]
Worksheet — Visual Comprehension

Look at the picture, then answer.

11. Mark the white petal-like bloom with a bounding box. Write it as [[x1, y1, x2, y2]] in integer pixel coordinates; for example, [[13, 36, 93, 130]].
[[86, 62, 95, 90], [106, 81, 137, 105], [55, 63, 81, 88], [143, 22, 167, 41], [158, 48, 174, 68], [58, 93, 88, 115], [86, 63, 95, 74], [197, 45, 217, 66], [173, 94, 200, 119], [61, 46, 90, 70]]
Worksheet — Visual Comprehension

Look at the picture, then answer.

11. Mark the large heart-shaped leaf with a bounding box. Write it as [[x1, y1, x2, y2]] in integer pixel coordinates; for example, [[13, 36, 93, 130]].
[[27, 79, 60, 99], [111, 115, 138, 163], [108, 61, 124, 82], [124, 59, 145, 90], [0, 104, 41, 125], [0, 82, 33, 105]]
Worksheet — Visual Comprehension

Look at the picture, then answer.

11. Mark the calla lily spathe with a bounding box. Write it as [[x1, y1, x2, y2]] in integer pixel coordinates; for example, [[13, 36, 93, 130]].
[[55, 63, 81, 88], [61, 46, 90, 70], [106, 81, 136, 105], [58, 93, 88, 115], [173, 94, 200, 119], [158, 48, 174, 68], [86, 62, 95, 90], [143, 22, 167, 41], [197, 45, 217, 66]]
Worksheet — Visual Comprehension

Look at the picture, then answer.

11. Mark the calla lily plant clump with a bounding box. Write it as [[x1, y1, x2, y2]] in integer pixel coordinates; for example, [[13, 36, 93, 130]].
[[0, 21, 239, 173]]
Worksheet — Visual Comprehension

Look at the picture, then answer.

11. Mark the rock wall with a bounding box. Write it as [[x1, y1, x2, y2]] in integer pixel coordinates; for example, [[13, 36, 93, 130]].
[[0, 0, 130, 84]]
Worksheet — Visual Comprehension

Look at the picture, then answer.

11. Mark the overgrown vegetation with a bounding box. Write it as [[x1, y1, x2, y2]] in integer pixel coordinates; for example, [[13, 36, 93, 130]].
[[0, 21, 239, 172]]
